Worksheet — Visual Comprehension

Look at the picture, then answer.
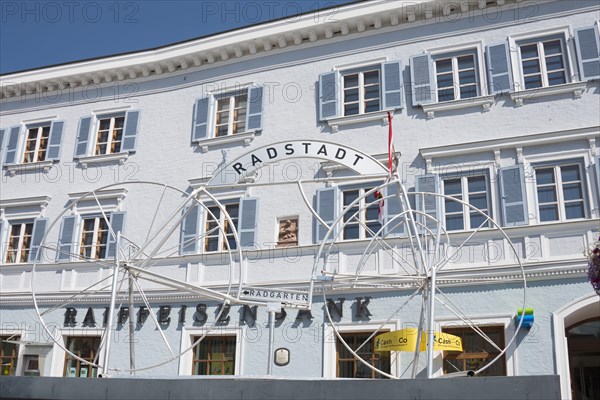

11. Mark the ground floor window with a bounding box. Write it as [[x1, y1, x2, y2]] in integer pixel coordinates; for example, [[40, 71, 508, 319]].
[[63, 336, 101, 378], [192, 336, 236, 375], [1, 336, 19, 375], [336, 332, 390, 379], [567, 317, 600, 400], [442, 325, 506, 376]]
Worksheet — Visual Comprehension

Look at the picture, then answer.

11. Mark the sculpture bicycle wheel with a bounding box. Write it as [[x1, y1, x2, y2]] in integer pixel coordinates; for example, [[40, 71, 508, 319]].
[[312, 178, 527, 379], [30, 181, 245, 375]]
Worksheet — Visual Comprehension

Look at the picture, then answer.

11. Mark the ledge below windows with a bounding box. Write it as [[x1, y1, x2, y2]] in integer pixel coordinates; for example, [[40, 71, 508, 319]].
[[195, 130, 259, 153], [421, 95, 495, 119], [325, 109, 395, 132], [4, 160, 55, 176], [509, 81, 587, 107], [76, 152, 129, 168]]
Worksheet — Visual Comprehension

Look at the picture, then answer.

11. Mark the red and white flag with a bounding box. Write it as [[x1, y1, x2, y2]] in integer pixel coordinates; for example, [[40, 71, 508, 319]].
[[387, 111, 398, 177]]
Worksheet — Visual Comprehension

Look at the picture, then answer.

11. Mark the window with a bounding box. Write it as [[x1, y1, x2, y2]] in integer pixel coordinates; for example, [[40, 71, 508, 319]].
[[442, 325, 506, 376], [192, 336, 236, 375], [5, 221, 33, 263], [214, 92, 247, 137], [63, 336, 101, 378], [342, 68, 381, 116], [204, 203, 239, 252], [79, 216, 109, 260], [518, 37, 567, 89], [337, 332, 390, 379], [442, 173, 490, 231], [318, 61, 402, 123], [342, 187, 382, 240], [1, 336, 19, 376], [94, 114, 125, 155], [434, 53, 478, 102], [22, 125, 50, 163], [192, 87, 263, 144], [534, 163, 585, 222]]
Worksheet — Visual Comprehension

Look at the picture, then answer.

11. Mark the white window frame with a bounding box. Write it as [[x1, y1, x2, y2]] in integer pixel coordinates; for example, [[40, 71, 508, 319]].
[[531, 161, 587, 223], [432, 315, 517, 378], [340, 185, 381, 241], [433, 52, 480, 102], [178, 326, 243, 376], [214, 92, 248, 137], [4, 220, 34, 264], [93, 113, 126, 156], [0, 327, 27, 376], [441, 172, 491, 232], [22, 124, 51, 164], [517, 37, 568, 89], [323, 321, 401, 378], [201, 198, 241, 254], [78, 215, 110, 260], [340, 67, 382, 116], [50, 329, 104, 377]]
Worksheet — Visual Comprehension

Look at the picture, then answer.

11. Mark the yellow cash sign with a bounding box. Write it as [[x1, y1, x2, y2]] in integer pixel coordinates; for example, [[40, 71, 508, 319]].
[[374, 329, 463, 352]]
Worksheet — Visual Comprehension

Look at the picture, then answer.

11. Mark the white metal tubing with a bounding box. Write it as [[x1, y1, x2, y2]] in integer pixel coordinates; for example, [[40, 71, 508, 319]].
[[101, 232, 121, 375], [128, 272, 136, 374], [267, 310, 276, 375], [426, 269, 436, 378]]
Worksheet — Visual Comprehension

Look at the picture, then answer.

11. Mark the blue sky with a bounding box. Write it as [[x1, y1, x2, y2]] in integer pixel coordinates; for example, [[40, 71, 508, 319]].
[[1, 0, 357, 74]]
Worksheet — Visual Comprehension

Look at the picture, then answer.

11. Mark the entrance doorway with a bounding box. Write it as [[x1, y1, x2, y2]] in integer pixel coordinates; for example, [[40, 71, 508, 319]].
[[566, 317, 600, 400]]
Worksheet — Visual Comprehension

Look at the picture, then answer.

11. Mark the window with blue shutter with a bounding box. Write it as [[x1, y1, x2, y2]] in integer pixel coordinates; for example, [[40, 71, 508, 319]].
[[180, 205, 200, 255], [246, 87, 264, 131], [486, 43, 513, 94], [74, 117, 92, 157], [4, 126, 21, 165], [315, 187, 338, 243], [106, 212, 126, 259], [410, 54, 435, 106], [415, 174, 441, 232], [46, 121, 65, 161], [0, 128, 6, 167], [57, 215, 77, 262], [384, 182, 405, 237], [499, 165, 529, 226], [239, 197, 259, 248], [121, 110, 140, 152], [28, 218, 48, 263], [574, 25, 600, 81], [318, 71, 340, 121], [382, 62, 403, 110]]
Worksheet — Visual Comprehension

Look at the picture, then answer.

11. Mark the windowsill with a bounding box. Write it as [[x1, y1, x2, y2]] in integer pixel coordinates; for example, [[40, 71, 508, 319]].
[[421, 95, 495, 119], [76, 152, 129, 168], [194, 130, 259, 153], [509, 81, 587, 107], [4, 160, 55, 176], [325, 109, 398, 133]]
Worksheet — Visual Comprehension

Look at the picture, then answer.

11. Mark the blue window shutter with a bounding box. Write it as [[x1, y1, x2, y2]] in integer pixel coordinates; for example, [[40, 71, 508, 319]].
[[595, 156, 600, 212], [382, 61, 403, 110], [409, 53, 435, 106], [74, 116, 92, 157], [0, 128, 6, 166], [384, 182, 405, 237], [106, 212, 126, 259], [58, 216, 77, 262], [246, 86, 264, 131], [121, 110, 140, 152], [318, 71, 340, 121], [28, 218, 48, 263], [486, 43, 513, 94], [46, 120, 65, 161], [574, 25, 600, 81], [415, 174, 440, 231], [315, 187, 338, 243], [4, 126, 21, 165], [499, 165, 529, 227], [180, 205, 199, 255], [239, 198, 259, 248], [192, 96, 213, 142]]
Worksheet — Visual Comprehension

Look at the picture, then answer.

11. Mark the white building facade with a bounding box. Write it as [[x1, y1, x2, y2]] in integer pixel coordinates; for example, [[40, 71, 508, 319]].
[[0, 1, 599, 399]]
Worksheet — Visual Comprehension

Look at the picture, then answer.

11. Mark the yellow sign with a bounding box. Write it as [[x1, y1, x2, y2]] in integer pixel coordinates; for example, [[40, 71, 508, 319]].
[[374, 329, 463, 352]]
